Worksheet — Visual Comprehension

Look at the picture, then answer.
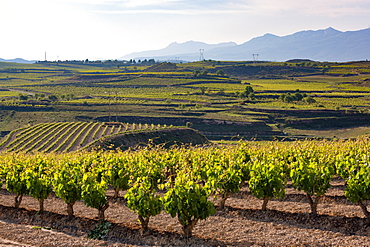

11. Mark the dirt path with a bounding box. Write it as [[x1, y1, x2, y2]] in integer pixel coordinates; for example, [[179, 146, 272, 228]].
[[0, 236, 34, 247], [0, 219, 112, 247], [7, 88, 35, 96], [0, 220, 35, 247]]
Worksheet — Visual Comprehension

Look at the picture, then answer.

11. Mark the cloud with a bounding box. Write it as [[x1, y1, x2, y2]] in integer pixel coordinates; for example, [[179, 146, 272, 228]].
[[118, 0, 183, 8], [2, 0, 369, 61], [69, 0, 370, 17], [85, 0, 254, 15], [5, 0, 369, 15], [55, 0, 184, 8], [301, 0, 370, 16], [91, 8, 251, 15], [243, 0, 370, 16]]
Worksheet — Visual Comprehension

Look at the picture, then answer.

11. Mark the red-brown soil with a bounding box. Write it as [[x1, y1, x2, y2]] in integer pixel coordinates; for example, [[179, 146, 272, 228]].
[[0, 179, 369, 247]]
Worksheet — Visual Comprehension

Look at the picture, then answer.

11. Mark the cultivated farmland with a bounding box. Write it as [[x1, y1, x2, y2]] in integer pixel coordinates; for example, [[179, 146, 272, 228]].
[[1, 60, 370, 140], [0, 140, 369, 246], [0, 60, 370, 246], [0, 122, 181, 153]]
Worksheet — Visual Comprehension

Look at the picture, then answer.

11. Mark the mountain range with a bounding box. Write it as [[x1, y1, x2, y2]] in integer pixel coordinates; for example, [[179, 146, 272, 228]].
[[120, 27, 370, 62], [0, 58, 36, 64]]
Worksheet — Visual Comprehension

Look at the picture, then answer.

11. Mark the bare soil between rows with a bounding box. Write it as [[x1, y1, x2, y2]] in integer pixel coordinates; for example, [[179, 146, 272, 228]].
[[0, 180, 369, 247]]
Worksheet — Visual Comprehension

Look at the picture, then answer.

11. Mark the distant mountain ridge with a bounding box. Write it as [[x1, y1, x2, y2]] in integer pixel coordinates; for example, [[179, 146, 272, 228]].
[[121, 27, 370, 62], [0, 58, 36, 64], [121, 41, 237, 61]]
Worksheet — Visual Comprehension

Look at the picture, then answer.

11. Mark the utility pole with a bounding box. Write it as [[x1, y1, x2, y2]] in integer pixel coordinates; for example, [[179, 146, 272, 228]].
[[106, 91, 112, 122], [253, 54, 259, 65], [199, 49, 204, 61], [114, 91, 119, 122]]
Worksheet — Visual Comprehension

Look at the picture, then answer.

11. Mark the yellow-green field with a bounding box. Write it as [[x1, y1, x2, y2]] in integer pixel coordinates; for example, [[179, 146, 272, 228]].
[[1, 60, 370, 140]]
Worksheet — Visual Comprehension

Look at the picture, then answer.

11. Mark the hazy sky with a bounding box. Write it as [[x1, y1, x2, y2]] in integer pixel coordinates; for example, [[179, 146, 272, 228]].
[[1, 0, 369, 60]]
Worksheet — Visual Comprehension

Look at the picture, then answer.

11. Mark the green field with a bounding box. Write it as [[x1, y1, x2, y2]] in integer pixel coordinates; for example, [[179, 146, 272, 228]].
[[1, 60, 370, 140]]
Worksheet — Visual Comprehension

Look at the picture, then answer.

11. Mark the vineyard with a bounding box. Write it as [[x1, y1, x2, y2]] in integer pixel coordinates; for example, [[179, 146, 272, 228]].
[[1, 60, 370, 245], [0, 139, 369, 246], [0, 122, 175, 153], [1, 60, 370, 140]]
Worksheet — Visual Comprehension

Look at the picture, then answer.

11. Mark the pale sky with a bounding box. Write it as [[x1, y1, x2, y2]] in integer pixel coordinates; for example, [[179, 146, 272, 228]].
[[1, 0, 369, 61]]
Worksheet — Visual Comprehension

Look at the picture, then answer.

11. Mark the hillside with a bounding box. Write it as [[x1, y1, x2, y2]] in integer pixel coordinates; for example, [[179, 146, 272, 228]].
[[121, 27, 370, 62], [0, 122, 206, 153], [1, 60, 370, 141], [0, 58, 36, 64], [121, 41, 237, 61], [88, 127, 208, 151]]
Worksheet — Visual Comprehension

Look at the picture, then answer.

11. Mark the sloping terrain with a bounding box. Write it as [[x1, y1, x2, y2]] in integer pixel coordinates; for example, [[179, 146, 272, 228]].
[[88, 127, 209, 151], [0, 122, 193, 153], [1, 60, 370, 141]]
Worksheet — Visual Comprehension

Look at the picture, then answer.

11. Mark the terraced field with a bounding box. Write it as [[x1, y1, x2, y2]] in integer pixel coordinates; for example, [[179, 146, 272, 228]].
[[0, 122, 168, 153], [1, 60, 370, 140]]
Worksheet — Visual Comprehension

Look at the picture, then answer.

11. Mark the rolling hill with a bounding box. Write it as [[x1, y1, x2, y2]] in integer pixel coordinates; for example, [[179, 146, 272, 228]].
[[0, 122, 208, 153]]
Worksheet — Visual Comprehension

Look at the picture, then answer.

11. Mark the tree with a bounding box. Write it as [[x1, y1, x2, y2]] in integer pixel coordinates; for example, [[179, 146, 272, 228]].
[[294, 92, 304, 101], [103, 154, 130, 199], [163, 171, 216, 238], [23, 158, 53, 213], [249, 155, 286, 211], [193, 70, 200, 77], [290, 149, 335, 215], [53, 163, 83, 218], [19, 94, 28, 101], [24, 171, 52, 213], [48, 95, 58, 102], [200, 86, 207, 95], [125, 178, 162, 233], [280, 92, 308, 103], [303, 96, 316, 104], [245, 86, 254, 94], [206, 150, 244, 210], [237, 86, 255, 100], [67, 94, 75, 100], [248, 93, 256, 101], [344, 164, 370, 224], [339, 150, 370, 224], [186, 122, 193, 128], [216, 69, 225, 76], [81, 170, 109, 221], [6, 163, 29, 208]]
